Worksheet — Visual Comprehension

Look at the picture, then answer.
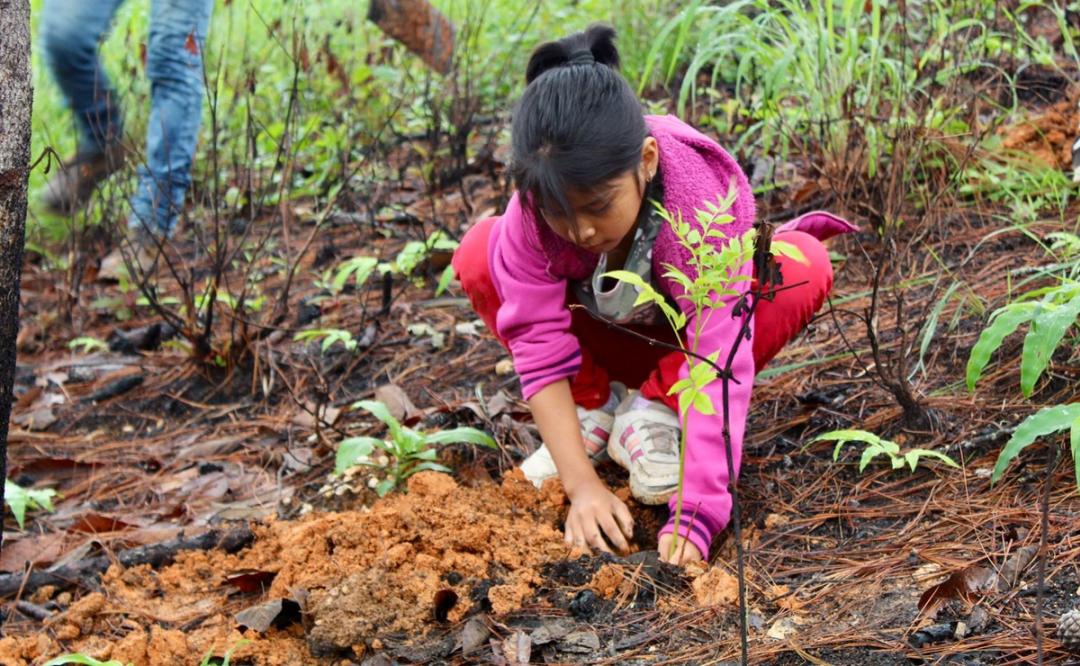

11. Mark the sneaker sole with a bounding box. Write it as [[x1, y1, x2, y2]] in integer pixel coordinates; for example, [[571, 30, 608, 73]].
[[629, 474, 677, 505]]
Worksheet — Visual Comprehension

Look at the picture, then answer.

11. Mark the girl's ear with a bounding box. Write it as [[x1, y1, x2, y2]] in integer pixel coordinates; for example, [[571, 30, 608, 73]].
[[641, 136, 659, 178]]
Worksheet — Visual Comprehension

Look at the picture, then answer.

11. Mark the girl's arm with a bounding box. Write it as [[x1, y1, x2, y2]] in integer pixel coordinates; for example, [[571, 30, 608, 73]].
[[529, 379, 633, 554], [488, 196, 633, 553], [490, 195, 583, 397]]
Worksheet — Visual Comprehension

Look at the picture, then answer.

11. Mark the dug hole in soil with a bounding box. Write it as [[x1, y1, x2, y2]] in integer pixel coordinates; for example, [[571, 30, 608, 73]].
[[1, 469, 663, 665]]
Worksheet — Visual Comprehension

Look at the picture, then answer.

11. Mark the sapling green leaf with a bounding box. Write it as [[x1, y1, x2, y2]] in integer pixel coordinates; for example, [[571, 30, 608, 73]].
[[820, 428, 884, 460], [915, 281, 964, 378], [353, 399, 404, 442], [770, 239, 807, 264], [331, 256, 378, 294], [199, 639, 250, 666], [1019, 291, 1080, 397], [335, 437, 382, 475], [1047, 231, 1080, 257], [814, 429, 957, 474], [294, 328, 357, 354], [411, 462, 453, 475], [904, 449, 960, 473], [966, 302, 1038, 391], [992, 403, 1080, 490], [67, 337, 109, 353], [606, 188, 753, 560], [602, 269, 650, 291], [859, 445, 884, 472], [423, 427, 498, 448], [692, 390, 716, 416], [435, 265, 456, 296], [413, 448, 439, 461], [5, 479, 57, 529]]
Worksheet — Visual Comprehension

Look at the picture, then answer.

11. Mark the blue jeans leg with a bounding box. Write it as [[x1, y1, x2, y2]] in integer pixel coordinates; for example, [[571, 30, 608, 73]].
[[129, 0, 214, 237], [40, 0, 127, 155]]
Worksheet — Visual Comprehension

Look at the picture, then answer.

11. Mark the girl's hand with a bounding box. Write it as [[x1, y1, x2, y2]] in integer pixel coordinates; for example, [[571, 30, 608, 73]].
[[658, 533, 704, 566], [564, 478, 634, 554]]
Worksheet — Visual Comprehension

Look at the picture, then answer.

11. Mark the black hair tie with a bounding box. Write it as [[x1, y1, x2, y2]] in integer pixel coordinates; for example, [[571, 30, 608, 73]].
[[568, 50, 595, 66]]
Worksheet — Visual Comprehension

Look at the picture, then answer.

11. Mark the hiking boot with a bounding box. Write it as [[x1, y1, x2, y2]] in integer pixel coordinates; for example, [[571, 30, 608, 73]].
[[98, 226, 163, 283], [608, 390, 682, 505], [41, 143, 126, 216], [520, 381, 628, 488]]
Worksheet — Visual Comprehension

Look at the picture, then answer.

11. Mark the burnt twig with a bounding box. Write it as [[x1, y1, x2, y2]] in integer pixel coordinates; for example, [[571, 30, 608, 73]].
[[0, 526, 254, 599]]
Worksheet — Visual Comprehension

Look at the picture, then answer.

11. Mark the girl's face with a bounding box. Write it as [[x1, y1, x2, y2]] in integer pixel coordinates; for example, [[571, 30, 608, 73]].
[[542, 137, 660, 254]]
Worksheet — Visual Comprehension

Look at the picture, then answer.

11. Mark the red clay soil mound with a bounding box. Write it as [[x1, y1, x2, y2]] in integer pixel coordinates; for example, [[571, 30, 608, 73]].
[[0, 470, 572, 665], [998, 96, 1078, 169]]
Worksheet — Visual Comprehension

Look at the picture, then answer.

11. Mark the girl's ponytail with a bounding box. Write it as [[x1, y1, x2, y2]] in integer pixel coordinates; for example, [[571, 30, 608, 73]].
[[525, 24, 620, 84]]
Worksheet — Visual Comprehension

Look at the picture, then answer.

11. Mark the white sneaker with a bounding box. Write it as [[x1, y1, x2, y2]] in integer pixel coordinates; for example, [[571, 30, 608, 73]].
[[607, 390, 682, 505], [520, 382, 627, 487]]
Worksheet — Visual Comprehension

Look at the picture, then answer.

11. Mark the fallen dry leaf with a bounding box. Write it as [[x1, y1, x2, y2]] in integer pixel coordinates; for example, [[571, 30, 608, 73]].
[[919, 565, 997, 613], [234, 598, 301, 633], [224, 569, 279, 594], [460, 616, 490, 656], [766, 614, 807, 640], [68, 513, 143, 534], [12, 406, 56, 431], [501, 630, 531, 664], [764, 513, 791, 530], [374, 384, 418, 422], [0, 532, 74, 572]]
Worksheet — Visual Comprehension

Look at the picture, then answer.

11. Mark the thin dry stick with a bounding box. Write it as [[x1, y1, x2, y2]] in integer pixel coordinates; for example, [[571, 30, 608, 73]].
[[1035, 442, 1057, 665], [721, 287, 766, 666]]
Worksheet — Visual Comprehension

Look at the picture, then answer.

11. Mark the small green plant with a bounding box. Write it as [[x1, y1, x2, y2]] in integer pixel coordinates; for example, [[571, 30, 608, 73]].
[[379, 230, 459, 292], [336, 399, 497, 496], [813, 429, 959, 473], [43, 654, 129, 666], [5, 479, 57, 529], [605, 185, 806, 557], [67, 336, 110, 353], [317, 255, 379, 296], [293, 328, 359, 353], [991, 403, 1080, 492]]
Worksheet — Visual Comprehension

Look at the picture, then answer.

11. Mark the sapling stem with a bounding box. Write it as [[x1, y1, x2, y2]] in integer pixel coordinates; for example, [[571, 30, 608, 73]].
[[589, 214, 796, 666]]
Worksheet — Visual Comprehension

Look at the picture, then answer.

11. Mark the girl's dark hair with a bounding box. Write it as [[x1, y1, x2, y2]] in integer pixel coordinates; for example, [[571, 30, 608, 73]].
[[511, 24, 647, 232]]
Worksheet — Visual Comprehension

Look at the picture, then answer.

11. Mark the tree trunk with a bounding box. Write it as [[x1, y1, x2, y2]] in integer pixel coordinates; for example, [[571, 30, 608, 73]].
[[368, 0, 455, 75], [0, 0, 34, 549]]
